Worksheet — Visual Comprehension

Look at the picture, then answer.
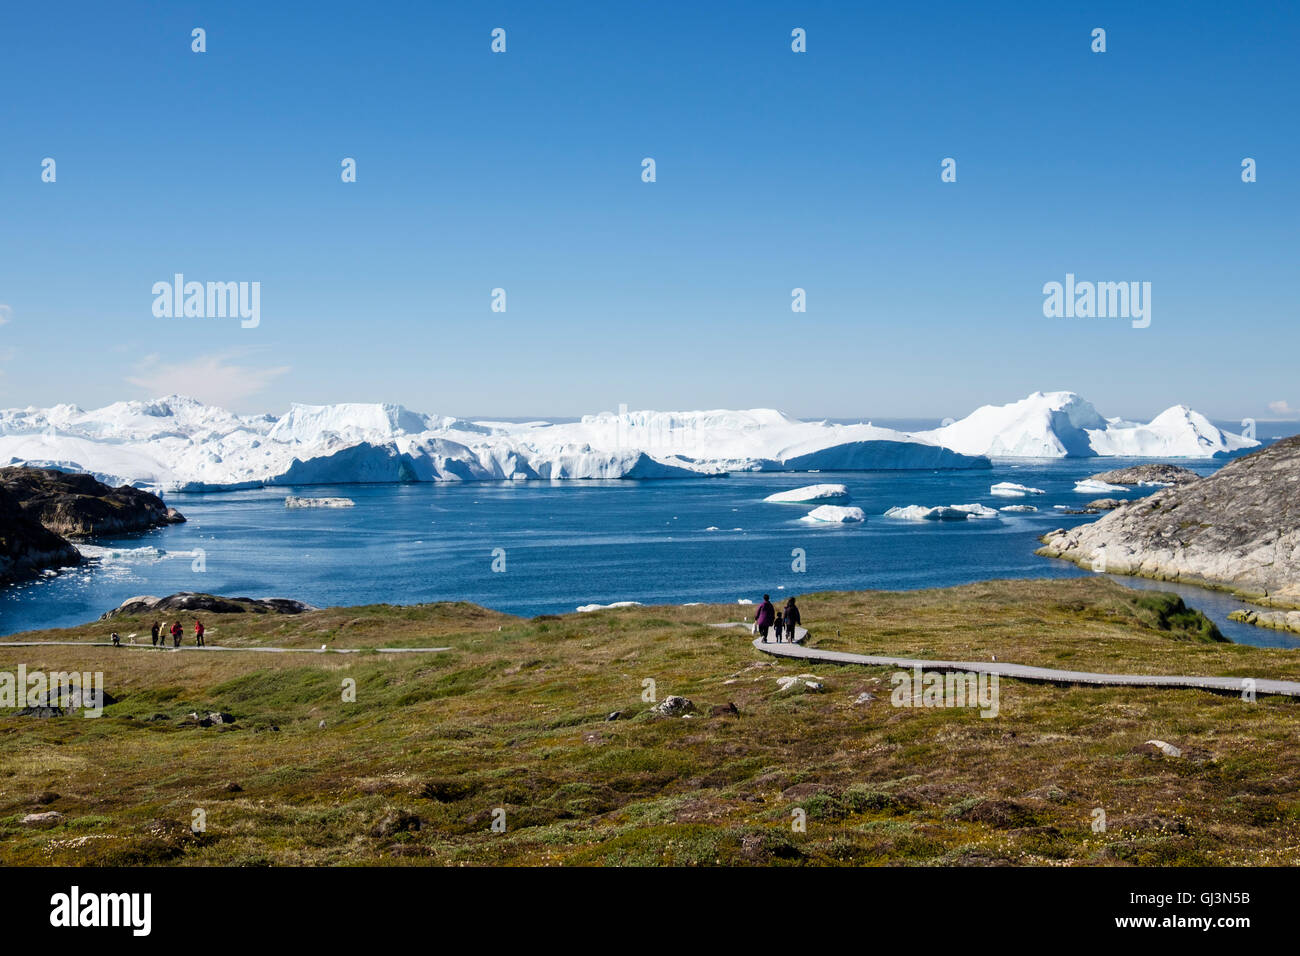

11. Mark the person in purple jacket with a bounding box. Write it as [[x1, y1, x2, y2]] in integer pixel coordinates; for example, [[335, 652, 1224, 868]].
[[755, 594, 776, 643]]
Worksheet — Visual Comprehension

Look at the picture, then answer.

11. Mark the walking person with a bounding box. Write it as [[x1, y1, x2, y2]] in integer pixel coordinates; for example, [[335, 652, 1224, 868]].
[[772, 610, 784, 644], [783, 596, 801, 641], [171, 621, 182, 648], [755, 594, 776, 643], [194, 619, 205, 647], [150, 621, 160, 647]]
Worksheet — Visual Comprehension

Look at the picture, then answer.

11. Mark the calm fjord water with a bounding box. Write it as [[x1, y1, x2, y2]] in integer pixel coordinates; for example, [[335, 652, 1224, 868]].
[[2, 458, 1294, 647]]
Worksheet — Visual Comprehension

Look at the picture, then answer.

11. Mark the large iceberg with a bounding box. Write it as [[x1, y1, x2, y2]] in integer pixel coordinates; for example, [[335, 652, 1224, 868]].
[[923, 391, 1257, 459], [0, 397, 987, 491]]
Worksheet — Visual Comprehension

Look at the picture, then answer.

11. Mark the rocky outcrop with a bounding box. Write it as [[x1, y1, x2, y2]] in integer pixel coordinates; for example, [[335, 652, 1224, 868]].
[[1088, 464, 1201, 486], [101, 592, 316, 619], [0, 466, 184, 538], [1228, 608, 1300, 636], [0, 466, 184, 584], [1038, 436, 1300, 607], [652, 696, 695, 717], [0, 486, 83, 583]]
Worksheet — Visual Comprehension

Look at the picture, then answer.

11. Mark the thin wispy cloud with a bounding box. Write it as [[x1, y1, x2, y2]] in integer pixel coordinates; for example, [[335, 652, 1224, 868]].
[[0, 304, 12, 326], [127, 350, 290, 409], [1268, 400, 1299, 418]]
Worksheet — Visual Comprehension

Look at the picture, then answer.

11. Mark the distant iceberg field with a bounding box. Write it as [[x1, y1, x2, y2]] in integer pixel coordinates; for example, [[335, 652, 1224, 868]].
[[0, 390, 1256, 492], [0, 398, 985, 491]]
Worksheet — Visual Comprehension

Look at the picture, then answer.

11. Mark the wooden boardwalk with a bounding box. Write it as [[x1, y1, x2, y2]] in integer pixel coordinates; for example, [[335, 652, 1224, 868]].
[[741, 626, 1300, 699]]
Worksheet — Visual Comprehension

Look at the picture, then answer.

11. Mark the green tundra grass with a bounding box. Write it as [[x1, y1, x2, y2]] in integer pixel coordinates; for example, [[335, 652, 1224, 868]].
[[2, 576, 1299, 866]]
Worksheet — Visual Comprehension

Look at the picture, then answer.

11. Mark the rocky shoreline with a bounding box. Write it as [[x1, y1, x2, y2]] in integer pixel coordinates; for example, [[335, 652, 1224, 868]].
[[0, 467, 185, 584], [1039, 437, 1300, 631], [1087, 463, 1202, 486], [100, 592, 316, 619]]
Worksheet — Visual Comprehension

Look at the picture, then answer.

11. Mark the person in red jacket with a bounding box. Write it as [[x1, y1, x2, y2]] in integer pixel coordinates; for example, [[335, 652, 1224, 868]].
[[171, 621, 183, 647], [194, 619, 205, 647]]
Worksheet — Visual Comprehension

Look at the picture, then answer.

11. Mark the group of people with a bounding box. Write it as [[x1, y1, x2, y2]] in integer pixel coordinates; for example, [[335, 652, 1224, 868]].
[[149, 619, 205, 647], [753, 594, 801, 643]]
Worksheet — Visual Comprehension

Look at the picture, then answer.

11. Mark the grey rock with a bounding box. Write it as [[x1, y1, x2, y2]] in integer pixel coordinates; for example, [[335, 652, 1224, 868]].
[[652, 696, 696, 717], [102, 592, 315, 619], [1086, 498, 1125, 511], [22, 811, 63, 826], [1088, 464, 1201, 486], [1039, 437, 1300, 607]]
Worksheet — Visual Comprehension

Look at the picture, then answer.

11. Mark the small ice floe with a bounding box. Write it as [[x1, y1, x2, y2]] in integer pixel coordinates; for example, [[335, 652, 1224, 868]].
[[990, 481, 1046, 497], [1073, 479, 1126, 495], [999, 504, 1038, 512], [800, 505, 866, 523], [576, 601, 643, 613], [884, 503, 998, 521], [1138, 480, 1173, 488], [75, 544, 164, 563], [764, 483, 850, 503], [285, 496, 355, 508], [704, 526, 720, 531]]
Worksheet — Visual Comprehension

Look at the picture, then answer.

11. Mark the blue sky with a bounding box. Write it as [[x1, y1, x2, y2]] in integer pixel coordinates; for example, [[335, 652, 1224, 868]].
[[1, 0, 1297, 421]]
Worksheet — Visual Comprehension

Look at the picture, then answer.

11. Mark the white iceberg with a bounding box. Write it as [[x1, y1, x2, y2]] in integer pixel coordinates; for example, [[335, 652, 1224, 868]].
[[801, 505, 866, 523], [1073, 479, 1127, 494], [884, 503, 999, 521], [885, 505, 968, 521], [284, 496, 356, 508], [951, 503, 999, 519], [576, 601, 643, 613], [763, 483, 850, 503], [922, 391, 1257, 459], [989, 481, 1046, 497], [998, 504, 1038, 513]]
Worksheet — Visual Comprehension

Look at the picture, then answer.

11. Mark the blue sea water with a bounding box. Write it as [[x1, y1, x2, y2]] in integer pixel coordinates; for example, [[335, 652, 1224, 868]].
[[2, 457, 1296, 647]]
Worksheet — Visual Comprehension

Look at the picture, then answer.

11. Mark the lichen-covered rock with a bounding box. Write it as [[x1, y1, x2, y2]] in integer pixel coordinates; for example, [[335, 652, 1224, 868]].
[[652, 695, 695, 717]]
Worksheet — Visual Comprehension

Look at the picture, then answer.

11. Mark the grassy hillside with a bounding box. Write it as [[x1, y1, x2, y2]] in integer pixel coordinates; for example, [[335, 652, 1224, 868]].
[[3, 577, 1299, 866]]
